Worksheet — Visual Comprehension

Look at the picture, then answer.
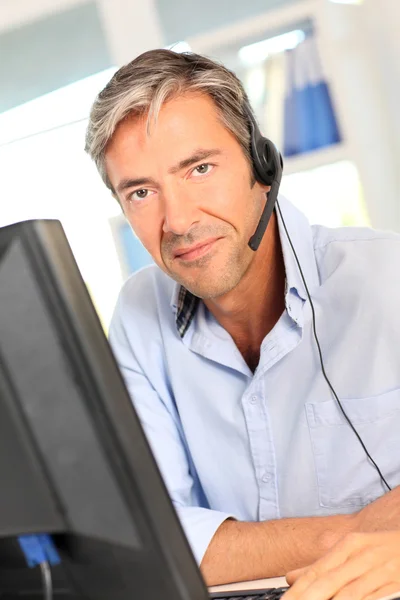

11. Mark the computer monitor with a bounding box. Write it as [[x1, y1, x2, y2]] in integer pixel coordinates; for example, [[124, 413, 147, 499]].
[[0, 219, 210, 600]]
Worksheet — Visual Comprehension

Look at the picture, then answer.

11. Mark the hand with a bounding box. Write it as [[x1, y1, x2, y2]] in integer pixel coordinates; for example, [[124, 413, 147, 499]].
[[283, 531, 400, 600]]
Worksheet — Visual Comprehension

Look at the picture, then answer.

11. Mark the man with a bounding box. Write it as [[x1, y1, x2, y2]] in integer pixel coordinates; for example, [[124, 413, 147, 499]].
[[85, 49, 400, 587]]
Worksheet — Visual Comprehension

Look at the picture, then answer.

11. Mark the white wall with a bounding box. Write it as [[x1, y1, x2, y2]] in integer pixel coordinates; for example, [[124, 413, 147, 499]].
[[0, 0, 88, 31], [364, 0, 400, 199], [315, 0, 399, 231], [97, 0, 163, 65]]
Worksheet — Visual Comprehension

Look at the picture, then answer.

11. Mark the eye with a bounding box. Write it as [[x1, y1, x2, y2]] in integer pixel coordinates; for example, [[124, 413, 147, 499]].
[[129, 189, 152, 201], [133, 189, 148, 199], [192, 163, 213, 177]]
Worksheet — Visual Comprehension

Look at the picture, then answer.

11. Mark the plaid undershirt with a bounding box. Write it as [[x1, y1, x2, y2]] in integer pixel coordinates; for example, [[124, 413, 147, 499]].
[[175, 286, 199, 339]]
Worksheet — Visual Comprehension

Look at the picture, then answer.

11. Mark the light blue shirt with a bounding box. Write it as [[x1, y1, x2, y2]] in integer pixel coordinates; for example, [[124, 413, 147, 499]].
[[108, 196, 400, 564]]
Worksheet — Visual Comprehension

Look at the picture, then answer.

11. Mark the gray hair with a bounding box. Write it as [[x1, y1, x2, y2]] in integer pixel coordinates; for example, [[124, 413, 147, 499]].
[[85, 49, 253, 192]]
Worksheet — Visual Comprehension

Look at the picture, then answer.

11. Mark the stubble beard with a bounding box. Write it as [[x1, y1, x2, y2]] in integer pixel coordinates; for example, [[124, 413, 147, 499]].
[[163, 237, 251, 299]]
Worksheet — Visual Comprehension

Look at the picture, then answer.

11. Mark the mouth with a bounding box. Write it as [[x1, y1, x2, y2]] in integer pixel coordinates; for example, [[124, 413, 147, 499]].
[[173, 238, 222, 262]]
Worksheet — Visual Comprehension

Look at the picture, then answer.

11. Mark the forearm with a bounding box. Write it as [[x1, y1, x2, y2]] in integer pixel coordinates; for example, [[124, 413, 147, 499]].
[[200, 513, 356, 586]]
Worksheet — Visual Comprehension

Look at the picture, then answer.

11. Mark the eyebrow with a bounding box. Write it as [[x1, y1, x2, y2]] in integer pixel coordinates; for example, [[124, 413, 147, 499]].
[[116, 176, 158, 194], [168, 148, 222, 174], [116, 148, 222, 194]]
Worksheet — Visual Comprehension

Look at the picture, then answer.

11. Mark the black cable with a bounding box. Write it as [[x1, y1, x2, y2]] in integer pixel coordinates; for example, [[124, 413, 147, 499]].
[[39, 561, 53, 600], [276, 200, 392, 493]]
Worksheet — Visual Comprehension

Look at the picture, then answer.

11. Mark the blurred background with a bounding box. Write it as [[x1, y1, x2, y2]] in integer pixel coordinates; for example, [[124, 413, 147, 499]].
[[0, 0, 399, 328]]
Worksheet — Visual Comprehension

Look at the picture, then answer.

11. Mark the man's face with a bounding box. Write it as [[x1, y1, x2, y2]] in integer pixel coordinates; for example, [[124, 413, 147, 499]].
[[105, 93, 269, 299]]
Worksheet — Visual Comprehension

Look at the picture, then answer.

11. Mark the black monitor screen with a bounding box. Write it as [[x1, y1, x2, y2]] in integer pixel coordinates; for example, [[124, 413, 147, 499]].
[[0, 219, 208, 600]]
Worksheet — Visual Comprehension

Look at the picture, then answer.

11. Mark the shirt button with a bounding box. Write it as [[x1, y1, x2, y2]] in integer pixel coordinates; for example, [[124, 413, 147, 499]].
[[262, 472, 271, 483], [250, 395, 258, 404]]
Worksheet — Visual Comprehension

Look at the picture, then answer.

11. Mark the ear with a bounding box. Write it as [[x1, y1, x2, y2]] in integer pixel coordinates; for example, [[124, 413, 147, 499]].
[[257, 183, 271, 195]]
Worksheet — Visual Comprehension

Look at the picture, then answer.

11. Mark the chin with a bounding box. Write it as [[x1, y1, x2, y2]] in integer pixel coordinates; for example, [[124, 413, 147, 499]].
[[181, 274, 239, 300], [166, 248, 247, 298]]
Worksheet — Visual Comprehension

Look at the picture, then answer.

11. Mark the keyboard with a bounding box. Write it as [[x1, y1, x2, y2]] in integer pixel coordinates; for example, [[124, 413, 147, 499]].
[[210, 586, 289, 599]]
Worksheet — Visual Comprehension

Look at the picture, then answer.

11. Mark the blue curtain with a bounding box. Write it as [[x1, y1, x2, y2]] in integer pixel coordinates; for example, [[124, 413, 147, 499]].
[[283, 36, 341, 157]]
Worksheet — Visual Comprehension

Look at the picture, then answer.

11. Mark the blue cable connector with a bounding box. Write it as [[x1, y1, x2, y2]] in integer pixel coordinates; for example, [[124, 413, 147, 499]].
[[18, 534, 61, 568]]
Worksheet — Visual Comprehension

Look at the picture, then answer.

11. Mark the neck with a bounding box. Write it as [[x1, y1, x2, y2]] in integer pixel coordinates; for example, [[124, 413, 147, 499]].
[[204, 212, 285, 372]]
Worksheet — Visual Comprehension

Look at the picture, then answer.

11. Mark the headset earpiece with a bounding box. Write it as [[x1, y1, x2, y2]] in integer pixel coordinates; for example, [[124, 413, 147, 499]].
[[246, 105, 282, 187]]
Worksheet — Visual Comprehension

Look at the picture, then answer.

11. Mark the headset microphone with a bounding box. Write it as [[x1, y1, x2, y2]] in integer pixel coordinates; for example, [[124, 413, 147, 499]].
[[246, 107, 284, 251]]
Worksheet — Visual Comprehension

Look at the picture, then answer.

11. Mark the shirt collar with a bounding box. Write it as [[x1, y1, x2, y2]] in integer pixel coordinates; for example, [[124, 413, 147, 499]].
[[171, 195, 320, 338]]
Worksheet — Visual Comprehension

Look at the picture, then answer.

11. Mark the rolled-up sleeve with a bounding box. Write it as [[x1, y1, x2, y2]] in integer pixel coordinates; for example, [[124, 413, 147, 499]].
[[174, 505, 233, 564], [108, 301, 233, 564]]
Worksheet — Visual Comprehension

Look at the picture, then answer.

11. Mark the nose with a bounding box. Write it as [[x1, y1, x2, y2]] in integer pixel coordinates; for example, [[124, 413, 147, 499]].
[[162, 184, 199, 236]]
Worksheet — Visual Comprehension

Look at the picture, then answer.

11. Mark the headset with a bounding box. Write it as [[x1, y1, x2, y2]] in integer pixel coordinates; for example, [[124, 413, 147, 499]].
[[246, 107, 283, 252], [245, 104, 392, 493]]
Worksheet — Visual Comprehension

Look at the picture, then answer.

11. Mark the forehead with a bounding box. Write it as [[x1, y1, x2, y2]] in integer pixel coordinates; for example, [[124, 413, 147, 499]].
[[105, 92, 239, 162]]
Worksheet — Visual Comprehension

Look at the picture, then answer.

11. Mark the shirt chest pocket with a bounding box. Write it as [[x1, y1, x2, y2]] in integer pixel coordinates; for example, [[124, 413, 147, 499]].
[[305, 388, 400, 510]]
